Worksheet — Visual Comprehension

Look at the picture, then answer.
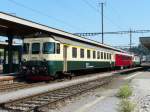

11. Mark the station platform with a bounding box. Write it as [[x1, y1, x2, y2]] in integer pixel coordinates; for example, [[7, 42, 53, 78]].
[[0, 72, 114, 104], [0, 76, 15, 81], [0, 73, 20, 81]]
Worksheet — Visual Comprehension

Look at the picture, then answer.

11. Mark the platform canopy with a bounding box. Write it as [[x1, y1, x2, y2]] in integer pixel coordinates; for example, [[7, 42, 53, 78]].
[[0, 12, 75, 37], [0, 12, 123, 50], [140, 37, 150, 50]]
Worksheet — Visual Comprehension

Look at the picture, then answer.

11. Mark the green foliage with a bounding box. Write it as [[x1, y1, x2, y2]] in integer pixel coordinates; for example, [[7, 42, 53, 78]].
[[118, 99, 135, 112], [117, 85, 132, 98]]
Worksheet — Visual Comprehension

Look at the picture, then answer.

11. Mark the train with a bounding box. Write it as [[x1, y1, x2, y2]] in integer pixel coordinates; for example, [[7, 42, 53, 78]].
[[21, 34, 140, 81]]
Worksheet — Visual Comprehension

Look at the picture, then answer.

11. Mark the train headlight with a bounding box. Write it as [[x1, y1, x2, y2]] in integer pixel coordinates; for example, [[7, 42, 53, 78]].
[[32, 67, 35, 70], [22, 66, 27, 69]]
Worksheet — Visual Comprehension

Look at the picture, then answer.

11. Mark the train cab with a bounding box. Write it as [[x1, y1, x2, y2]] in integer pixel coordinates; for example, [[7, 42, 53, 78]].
[[21, 37, 63, 80]]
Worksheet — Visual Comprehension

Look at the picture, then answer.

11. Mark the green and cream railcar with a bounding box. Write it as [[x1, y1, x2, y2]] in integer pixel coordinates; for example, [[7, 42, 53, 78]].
[[22, 36, 116, 80]]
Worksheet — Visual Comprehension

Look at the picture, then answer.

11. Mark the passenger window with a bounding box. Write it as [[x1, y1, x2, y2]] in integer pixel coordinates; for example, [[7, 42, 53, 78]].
[[104, 53, 106, 59], [80, 49, 84, 58], [93, 51, 96, 59], [87, 50, 91, 58], [107, 53, 109, 59], [97, 51, 100, 59], [110, 54, 112, 60], [101, 52, 103, 59], [72, 47, 77, 58], [56, 43, 60, 54]]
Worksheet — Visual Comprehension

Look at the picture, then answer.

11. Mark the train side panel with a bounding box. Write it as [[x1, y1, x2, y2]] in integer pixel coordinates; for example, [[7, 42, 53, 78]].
[[115, 54, 133, 67]]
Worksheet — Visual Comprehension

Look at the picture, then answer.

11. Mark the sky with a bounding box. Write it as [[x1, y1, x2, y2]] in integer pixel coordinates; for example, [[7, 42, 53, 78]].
[[0, 0, 150, 47]]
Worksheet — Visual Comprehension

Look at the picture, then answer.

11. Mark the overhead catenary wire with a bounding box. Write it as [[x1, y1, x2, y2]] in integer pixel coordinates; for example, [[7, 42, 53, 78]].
[[7, 0, 82, 31], [82, 0, 99, 12], [82, 0, 122, 31], [74, 30, 150, 36]]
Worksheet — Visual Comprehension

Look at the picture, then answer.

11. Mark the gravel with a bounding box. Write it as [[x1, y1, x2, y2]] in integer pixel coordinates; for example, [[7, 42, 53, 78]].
[[131, 78, 150, 112]]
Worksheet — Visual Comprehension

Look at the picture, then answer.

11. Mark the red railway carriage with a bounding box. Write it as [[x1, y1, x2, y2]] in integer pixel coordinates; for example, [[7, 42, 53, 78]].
[[115, 53, 133, 67]]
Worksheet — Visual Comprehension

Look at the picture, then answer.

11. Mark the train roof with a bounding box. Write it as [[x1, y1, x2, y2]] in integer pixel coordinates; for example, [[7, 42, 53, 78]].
[[0, 12, 126, 53]]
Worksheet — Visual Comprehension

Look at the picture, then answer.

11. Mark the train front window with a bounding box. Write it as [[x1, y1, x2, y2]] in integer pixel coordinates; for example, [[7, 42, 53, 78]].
[[32, 43, 40, 54], [43, 42, 55, 54], [23, 43, 29, 54]]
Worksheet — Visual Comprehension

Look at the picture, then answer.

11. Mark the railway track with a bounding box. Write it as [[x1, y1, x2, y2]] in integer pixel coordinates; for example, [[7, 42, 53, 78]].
[[0, 67, 142, 93], [0, 75, 115, 112]]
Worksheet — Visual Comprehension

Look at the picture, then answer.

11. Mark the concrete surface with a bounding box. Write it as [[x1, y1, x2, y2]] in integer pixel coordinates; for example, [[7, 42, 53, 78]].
[[46, 72, 142, 112]]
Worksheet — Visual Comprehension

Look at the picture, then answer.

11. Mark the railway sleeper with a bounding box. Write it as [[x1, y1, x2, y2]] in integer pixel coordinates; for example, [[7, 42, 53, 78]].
[[8, 104, 39, 111], [49, 94, 70, 98], [35, 98, 52, 102], [24, 100, 47, 105], [48, 96, 65, 99], [37, 97, 59, 102], [46, 93, 70, 98], [6, 105, 29, 111], [11, 103, 39, 108]]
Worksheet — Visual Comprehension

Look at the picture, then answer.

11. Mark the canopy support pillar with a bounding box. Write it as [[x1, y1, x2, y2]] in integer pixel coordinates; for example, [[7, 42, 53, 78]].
[[7, 30, 13, 73]]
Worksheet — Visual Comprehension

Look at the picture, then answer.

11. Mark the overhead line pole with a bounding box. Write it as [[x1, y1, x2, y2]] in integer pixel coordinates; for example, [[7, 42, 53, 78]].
[[129, 29, 132, 51], [101, 3, 104, 44]]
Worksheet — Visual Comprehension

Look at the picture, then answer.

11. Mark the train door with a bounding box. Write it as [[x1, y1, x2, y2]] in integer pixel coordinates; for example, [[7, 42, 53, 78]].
[[63, 45, 68, 72]]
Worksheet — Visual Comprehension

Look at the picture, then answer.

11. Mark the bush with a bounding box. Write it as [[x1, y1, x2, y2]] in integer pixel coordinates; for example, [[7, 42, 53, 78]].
[[118, 99, 135, 112], [117, 85, 132, 98]]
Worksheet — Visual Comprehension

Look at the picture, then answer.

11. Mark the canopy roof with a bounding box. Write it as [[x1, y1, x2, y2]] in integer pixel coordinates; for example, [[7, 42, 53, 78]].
[[140, 37, 150, 50], [0, 12, 125, 52]]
